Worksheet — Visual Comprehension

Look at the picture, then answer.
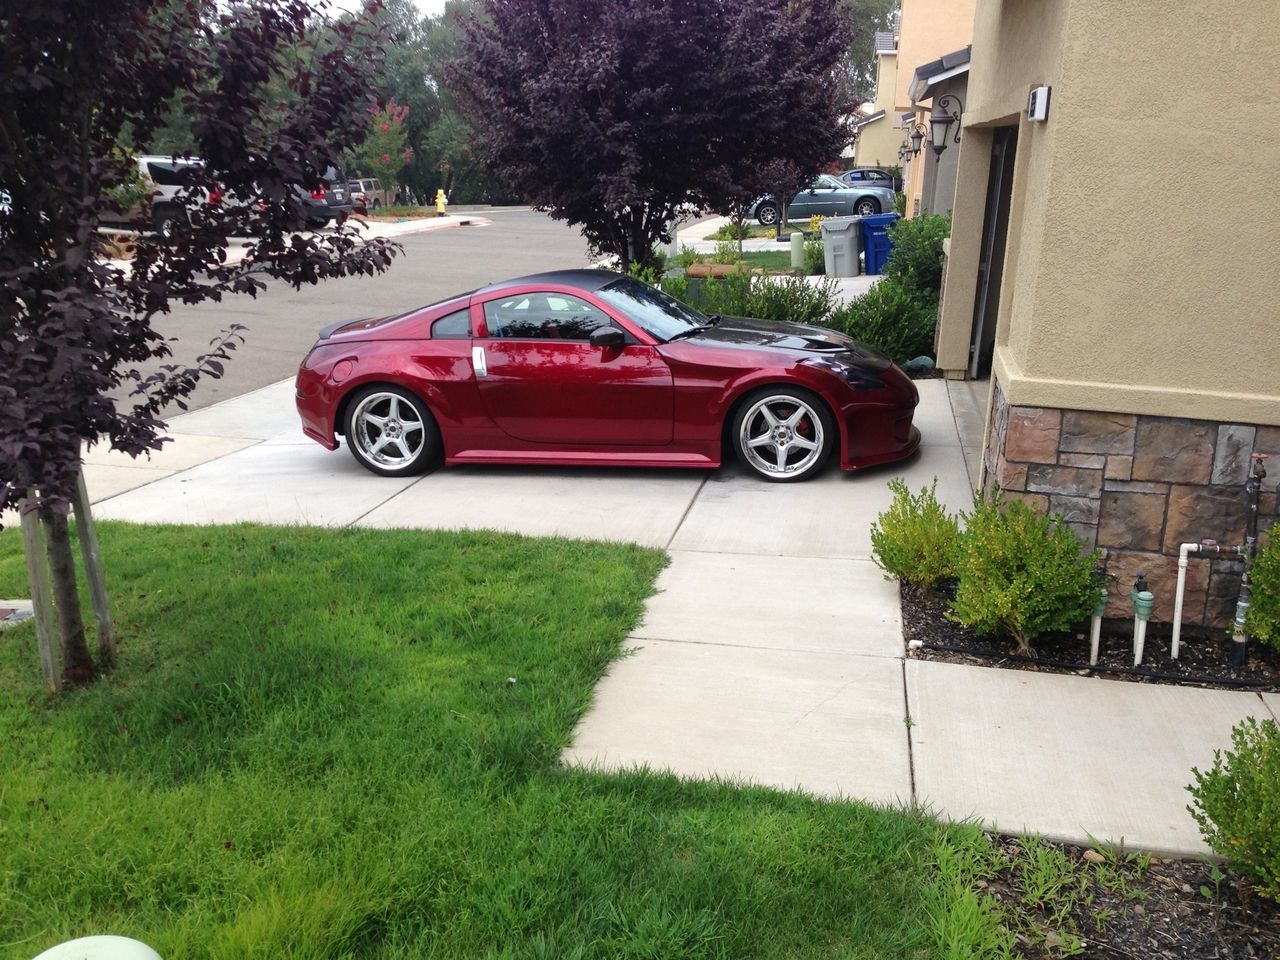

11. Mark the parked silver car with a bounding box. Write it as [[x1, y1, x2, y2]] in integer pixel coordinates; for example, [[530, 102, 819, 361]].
[[749, 174, 896, 225]]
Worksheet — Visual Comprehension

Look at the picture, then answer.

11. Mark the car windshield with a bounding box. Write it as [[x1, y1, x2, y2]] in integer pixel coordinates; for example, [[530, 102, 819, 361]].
[[597, 277, 709, 341]]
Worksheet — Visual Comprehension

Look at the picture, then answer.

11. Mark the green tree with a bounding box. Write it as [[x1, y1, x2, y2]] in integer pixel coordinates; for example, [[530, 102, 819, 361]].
[[839, 0, 899, 101]]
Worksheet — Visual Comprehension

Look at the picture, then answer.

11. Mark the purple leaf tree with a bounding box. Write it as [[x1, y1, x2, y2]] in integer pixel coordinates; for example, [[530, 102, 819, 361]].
[[0, 0, 400, 688], [450, 0, 853, 270]]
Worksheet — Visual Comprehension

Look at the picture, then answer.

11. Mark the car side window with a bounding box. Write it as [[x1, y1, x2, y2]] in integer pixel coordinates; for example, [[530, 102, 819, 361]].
[[483, 293, 611, 341], [431, 307, 471, 339]]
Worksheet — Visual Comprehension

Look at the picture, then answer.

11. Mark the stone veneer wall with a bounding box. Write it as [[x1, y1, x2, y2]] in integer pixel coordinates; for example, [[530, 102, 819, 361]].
[[984, 381, 1280, 627]]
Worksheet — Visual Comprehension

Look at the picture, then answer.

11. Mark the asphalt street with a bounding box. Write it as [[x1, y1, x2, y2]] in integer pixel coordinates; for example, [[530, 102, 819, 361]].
[[142, 208, 590, 413]]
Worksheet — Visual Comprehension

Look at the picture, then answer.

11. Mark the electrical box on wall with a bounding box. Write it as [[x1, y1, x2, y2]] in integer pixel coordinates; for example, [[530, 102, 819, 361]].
[[1027, 86, 1051, 122]]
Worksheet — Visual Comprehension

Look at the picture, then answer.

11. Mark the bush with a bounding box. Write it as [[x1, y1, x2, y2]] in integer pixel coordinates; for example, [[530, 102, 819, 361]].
[[893, 191, 907, 216], [1187, 717, 1280, 901], [950, 494, 1100, 656], [885, 213, 951, 307], [870, 478, 960, 589], [1244, 537, 1280, 650], [824, 279, 937, 363], [664, 272, 837, 326], [803, 237, 825, 276]]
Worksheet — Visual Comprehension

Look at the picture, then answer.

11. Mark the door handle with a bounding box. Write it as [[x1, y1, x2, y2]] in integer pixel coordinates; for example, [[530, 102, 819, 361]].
[[471, 346, 488, 378]]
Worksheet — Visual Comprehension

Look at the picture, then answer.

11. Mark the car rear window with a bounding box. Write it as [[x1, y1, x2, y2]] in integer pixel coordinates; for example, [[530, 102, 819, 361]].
[[432, 308, 471, 339]]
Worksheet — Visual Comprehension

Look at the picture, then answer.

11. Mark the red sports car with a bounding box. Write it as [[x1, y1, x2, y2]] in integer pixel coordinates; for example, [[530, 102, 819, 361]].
[[295, 270, 920, 482]]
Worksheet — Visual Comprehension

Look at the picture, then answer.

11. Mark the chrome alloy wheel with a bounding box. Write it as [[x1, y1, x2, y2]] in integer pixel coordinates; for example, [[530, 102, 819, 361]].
[[351, 391, 425, 467], [738, 394, 825, 479]]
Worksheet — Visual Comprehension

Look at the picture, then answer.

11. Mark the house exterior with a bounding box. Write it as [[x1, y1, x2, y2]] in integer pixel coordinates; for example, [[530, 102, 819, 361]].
[[850, 30, 901, 169], [906, 45, 970, 216], [893, 0, 977, 217], [931, 0, 1280, 625]]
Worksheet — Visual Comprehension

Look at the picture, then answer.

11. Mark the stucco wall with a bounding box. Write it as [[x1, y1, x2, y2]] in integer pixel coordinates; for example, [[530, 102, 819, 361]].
[[854, 54, 901, 168], [894, 0, 978, 113], [947, 0, 1280, 426]]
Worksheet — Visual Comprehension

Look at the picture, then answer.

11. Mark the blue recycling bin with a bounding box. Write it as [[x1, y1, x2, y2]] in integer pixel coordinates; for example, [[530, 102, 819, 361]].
[[860, 213, 900, 275]]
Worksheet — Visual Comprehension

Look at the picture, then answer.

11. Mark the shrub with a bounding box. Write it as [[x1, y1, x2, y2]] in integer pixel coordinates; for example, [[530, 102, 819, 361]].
[[885, 213, 951, 307], [1187, 717, 1280, 901], [870, 478, 960, 589], [666, 271, 837, 326], [1244, 537, 1280, 650], [950, 494, 1100, 656], [892, 191, 907, 216], [808, 213, 826, 234], [824, 279, 937, 363], [803, 237, 825, 276]]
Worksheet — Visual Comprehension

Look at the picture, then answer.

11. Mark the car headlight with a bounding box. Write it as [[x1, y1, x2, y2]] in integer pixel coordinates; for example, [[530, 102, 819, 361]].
[[801, 356, 884, 389]]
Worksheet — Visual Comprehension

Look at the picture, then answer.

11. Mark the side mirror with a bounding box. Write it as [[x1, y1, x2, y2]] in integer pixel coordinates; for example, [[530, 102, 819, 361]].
[[589, 325, 625, 349]]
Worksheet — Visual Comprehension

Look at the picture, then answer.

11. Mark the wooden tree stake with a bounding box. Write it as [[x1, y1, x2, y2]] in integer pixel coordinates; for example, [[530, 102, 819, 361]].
[[19, 490, 60, 692], [73, 469, 116, 663]]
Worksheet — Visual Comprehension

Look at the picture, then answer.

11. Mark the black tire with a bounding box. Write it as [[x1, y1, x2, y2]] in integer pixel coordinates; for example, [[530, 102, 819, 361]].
[[154, 207, 186, 239], [343, 385, 441, 478], [854, 197, 881, 217], [755, 202, 779, 226], [371, 198, 381, 209], [730, 387, 835, 482]]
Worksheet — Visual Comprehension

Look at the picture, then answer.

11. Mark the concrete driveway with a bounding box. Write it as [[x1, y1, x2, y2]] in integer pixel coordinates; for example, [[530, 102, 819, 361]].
[[73, 377, 1277, 855]]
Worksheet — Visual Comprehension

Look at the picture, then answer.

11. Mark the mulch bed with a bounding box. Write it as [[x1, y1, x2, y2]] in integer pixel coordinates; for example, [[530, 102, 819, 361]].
[[988, 836, 1280, 960], [901, 581, 1279, 955], [902, 582, 1280, 692]]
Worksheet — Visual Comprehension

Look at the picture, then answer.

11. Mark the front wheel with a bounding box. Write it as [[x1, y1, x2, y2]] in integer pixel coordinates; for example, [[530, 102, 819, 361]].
[[731, 388, 835, 482], [755, 202, 779, 226], [854, 197, 881, 217], [344, 385, 440, 477]]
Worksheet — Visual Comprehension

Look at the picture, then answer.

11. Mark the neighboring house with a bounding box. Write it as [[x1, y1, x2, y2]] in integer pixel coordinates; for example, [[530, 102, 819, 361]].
[[893, 0, 977, 217], [932, 0, 1280, 626], [906, 45, 970, 216], [849, 29, 900, 169]]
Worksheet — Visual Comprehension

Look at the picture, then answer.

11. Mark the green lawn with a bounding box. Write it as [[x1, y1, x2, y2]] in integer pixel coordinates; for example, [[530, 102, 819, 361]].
[[0, 524, 996, 959]]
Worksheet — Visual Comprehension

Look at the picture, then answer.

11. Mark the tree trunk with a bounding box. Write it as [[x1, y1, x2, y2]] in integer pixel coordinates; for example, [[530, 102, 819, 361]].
[[41, 505, 97, 684], [20, 494, 61, 693], [73, 470, 115, 663]]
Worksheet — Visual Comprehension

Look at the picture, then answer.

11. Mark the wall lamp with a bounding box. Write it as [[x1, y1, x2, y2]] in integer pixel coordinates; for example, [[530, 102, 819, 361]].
[[929, 93, 963, 158], [903, 121, 928, 157]]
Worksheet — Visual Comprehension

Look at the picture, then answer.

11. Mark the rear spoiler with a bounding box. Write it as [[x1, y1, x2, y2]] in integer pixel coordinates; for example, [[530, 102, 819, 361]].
[[318, 317, 368, 339]]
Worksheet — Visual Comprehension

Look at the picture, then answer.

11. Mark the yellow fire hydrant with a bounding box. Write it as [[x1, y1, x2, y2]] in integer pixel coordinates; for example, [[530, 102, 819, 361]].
[[435, 189, 447, 217]]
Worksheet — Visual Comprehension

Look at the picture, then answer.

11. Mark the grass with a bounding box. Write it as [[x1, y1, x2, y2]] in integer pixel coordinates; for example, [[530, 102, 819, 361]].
[[0, 522, 987, 959]]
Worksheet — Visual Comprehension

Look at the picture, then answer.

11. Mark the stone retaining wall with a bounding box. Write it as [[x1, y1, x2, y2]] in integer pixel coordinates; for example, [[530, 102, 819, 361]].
[[984, 380, 1279, 626]]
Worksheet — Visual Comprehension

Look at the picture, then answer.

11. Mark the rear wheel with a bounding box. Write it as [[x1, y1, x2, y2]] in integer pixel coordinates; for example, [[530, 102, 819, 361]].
[[755, 202, 779, 226], [731, 388, 835, 482], [344, 385, 440, 477], [154, 207, 186, 239]]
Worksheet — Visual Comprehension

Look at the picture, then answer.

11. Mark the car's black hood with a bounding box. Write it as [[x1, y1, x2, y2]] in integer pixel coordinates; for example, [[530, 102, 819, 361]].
[[680, 315, 893, 370]]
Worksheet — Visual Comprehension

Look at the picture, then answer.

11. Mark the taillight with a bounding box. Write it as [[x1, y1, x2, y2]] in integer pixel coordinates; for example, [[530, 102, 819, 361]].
[[209, 188, 223, 205], [311, 181, 328, 200]]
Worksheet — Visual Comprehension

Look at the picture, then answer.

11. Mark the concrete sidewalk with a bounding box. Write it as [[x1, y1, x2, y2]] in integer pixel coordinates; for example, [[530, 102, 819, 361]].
[[55, 377, 1278, 855]]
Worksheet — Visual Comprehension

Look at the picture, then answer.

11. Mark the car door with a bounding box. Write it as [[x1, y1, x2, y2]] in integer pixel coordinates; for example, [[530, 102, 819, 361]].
[[472, 290, 674, 445]]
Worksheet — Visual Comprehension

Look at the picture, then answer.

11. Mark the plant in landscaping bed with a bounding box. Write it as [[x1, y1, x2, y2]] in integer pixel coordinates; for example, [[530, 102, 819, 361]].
[[870, 479, 960, 589], [884, 213, 951, 307], [808, 213, 827, 235], [893, 190, 907, 216], [825, 282, 937, 363], [950, 494, 1101, 657], [803, 237, 825, 276], [1188, 716, 1280, 901], [1244, 537, 1280, 650], [664, 272, 837, 326]]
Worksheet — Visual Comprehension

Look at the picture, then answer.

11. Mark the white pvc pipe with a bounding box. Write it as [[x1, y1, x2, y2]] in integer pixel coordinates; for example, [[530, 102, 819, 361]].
[[1089, 615, 1103, 665], [1170, 543, 1198, 659], [1133, 617, 1149, 666]]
